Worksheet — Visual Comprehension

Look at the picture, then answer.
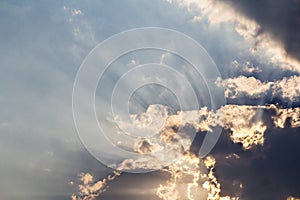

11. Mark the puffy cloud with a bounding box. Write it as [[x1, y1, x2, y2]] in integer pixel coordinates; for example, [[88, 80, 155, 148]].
[[131, 103, 300, 151], [116, 104, 278, 153], [272, 76, 300, 102], [144, 104, 269, 150], [203, 156, 216, 169], [229, 121, 266, 150], [81, 173, 93, 185], [211, 105, 268, 150], [216, 75, 300, 103], [272, 106, 300, 129], [72, 172, 121, 200], [72, 103, 300, 200], [215, 76, 272, 99]]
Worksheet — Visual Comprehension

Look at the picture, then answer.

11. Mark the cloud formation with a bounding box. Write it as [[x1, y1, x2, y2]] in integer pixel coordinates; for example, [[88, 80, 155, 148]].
[[215, 76, 271, 99], [116, 103, 299, 157], [224, 0, 300, 62], [114, 104, 269, 151], [272, 106, 300, 129], [72, 102, 300, 199], [171, 0, 300, 73], [216, 75, 300, 104], [73, 153, 237, 200], [72, 172, 121, 200], [3, 1, 299, 200]]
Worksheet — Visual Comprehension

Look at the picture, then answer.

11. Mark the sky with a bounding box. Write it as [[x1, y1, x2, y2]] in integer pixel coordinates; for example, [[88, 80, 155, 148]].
[[0, 0, 300, 200]]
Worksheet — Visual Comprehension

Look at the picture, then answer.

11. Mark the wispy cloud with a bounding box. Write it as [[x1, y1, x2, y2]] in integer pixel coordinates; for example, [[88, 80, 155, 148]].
[[168, 0, 300, 73]]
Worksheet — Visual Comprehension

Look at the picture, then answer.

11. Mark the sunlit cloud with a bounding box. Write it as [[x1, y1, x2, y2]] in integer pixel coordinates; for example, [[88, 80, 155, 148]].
[[169, 0, 300, 73], [215, 76, 272, 99], [72, 102, 299, 199], [73, 153, 238, 200], [216, 75, 300, 104], [287, 197, 300, 200], [272, 106, 300, 128]]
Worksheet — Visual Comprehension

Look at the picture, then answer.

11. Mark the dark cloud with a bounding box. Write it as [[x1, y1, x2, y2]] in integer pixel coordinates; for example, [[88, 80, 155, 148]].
[[210, 110, 300, 200], [225, 0, 300, 61]]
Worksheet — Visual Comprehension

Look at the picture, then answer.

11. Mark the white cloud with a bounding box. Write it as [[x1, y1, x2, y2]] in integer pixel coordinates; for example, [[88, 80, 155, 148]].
[[229, 121, 266, 150], [216, 75, 300, 103], [115, 104, 284, 152], [272, 76, 300, 102], [72, 172, 121, 200], [215, 76, 272, 99], [272, 106, 300, 128]]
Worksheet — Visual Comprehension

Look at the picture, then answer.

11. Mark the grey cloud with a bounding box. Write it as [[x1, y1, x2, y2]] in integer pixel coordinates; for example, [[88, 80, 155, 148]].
[[224, 0, 300, 61]]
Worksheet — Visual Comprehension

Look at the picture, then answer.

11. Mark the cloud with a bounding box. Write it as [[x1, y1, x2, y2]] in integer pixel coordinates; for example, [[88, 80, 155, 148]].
[[150, 153, 239, 200], [224, 0, 300, 62], [2, 1, 299, 199], [63, 5, 97, 58], [287, 197, 300, 200], [211, 119, 300, 199], [115, 104, 269, 151], [272, 76, 300, 102], [272, 106, 300, 129], [216, 75, 300, 104], [230, 60, 262, 75], [169, 0, 300, 73], [72, 172, 121, 200], [215, 76, 272, 99], [72, 102, 300, 199], [203, 156, 239, 200], [211, 105, 268, 150], [115, 103, 299, 154], [229, 121, 266, 150], [134, 138, 162, 154], [73, 153, 237, 200], [63, 6, 83, 20], [158, 104, 269, 150]]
